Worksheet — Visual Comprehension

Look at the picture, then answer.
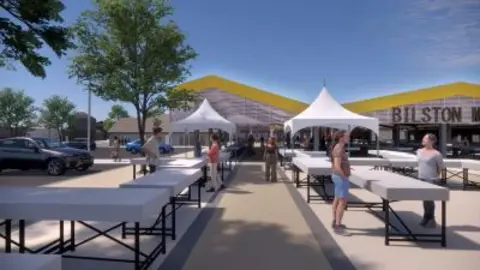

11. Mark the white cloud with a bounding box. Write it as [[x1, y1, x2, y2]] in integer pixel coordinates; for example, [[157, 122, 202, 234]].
[[404, 0, 480, 68]]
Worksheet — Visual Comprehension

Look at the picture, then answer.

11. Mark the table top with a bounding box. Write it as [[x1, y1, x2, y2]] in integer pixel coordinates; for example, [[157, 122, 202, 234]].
[[0, 187, 168, 222], [120, 168, 202, 196]]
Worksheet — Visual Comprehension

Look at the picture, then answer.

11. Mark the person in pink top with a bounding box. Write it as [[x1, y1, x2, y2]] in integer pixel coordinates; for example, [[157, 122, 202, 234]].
[[206, 133, 224, 192]]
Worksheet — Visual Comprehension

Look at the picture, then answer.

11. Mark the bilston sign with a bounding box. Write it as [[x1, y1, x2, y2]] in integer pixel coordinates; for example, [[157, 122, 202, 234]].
[[391, 106, 480, 123]]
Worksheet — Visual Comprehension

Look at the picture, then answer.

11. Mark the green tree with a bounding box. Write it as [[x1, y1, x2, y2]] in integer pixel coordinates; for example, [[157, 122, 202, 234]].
[[0, 0, 75, 78], [102, 118, 115, 131], [40, 95, 76, 140], [69, 0, 197, 146], [0, 87, 37, 136], [108, 104, 129, 120]]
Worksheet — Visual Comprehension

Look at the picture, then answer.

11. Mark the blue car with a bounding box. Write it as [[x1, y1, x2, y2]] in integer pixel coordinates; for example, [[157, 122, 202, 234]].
[[125, 139, 174, 154]]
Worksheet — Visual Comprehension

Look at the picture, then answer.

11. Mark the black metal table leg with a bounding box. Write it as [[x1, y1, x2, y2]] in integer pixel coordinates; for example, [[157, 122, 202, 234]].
[[384, 199, 390, 246], [221, 162, 224, 182], [19, 220, 25, 253], [441, 200, 446, 247], [307, 175, 311, 203], [134, 222, 140, 270], [197, 180, 202, 208], [70, 221, 76, 251], [5, 219, 11, 252], [133, 164, 136, 179], [170, 197, 176, 240]]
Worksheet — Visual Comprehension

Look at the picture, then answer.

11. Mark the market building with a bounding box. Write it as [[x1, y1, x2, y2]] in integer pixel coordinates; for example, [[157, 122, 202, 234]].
[[110, 75, 480, 152]]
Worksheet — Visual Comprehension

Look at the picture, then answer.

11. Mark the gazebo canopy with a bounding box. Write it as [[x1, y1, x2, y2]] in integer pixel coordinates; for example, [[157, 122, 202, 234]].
[[284, 87, 379, 135], [170, 98, 236, 135]]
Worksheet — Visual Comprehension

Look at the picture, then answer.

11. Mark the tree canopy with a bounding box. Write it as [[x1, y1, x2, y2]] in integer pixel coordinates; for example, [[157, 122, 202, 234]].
[[0, 0, 74, 78], [0, 87, 37, 136], [108, 104, 129, 120], [69, 0, 197, 144], [39, 95, 76, 139]]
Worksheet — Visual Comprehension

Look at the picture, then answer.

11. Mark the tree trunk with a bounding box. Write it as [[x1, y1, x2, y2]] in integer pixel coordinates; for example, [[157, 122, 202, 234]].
[[137, 109, 147, 174]]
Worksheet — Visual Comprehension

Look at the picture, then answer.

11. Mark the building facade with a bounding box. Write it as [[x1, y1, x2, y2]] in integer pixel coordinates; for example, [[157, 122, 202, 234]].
[[108, 75, 480, 149]]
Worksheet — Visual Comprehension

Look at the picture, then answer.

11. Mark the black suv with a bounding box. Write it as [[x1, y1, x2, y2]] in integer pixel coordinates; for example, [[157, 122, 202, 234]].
[[0, 137, 94, 175]]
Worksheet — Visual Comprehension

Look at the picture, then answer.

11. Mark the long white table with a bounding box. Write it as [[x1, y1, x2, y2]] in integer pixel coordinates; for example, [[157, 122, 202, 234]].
[[0, 254, 61, 270], [351, 167, 449, 247], [0, 187, 170, 270], [120, 168, 203, 241], [278, 149, 296, 167], [130, 157, 207, 179]]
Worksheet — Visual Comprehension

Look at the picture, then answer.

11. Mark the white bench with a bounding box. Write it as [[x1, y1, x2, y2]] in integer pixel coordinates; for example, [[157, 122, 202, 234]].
[[351, 167, 449, 247], [120, 168, 202, 241], [0, 253, 61, 270], [0, 187, 169, 269]]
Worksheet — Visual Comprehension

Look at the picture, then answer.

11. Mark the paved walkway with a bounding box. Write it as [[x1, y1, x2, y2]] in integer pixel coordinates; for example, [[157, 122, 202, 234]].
[[173, 162, 334, 270]]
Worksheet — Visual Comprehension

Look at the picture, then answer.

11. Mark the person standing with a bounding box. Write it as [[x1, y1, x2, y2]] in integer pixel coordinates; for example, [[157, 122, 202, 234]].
[[112, 136, 121, 162], [264, 137, 278, 182], [141, 127, 162, 174], [330, 130, 351, 235], [206, 133, 224, 192], [417, 133, 444, 228]]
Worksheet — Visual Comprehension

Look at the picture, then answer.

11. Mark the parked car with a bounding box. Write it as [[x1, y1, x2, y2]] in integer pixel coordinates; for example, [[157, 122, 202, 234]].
[[64, 138, 96, 151], [0, 137, 94, 175], [125, 139, 174, 154]]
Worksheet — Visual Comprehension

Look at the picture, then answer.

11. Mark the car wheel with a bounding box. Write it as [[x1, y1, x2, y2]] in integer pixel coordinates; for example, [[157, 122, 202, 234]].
[[160, 148, 166, 154], [47, 159, 66, 176], [75, 165, 90, 172]]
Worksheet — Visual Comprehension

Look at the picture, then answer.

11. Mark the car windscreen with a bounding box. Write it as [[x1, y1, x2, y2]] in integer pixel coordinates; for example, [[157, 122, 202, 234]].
[[35, 139, 63, 148]]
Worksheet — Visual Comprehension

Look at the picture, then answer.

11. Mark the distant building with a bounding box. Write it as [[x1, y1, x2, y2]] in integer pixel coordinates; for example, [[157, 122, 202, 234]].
[[108, 115, 210, 145], [25, 126, 60, 140]]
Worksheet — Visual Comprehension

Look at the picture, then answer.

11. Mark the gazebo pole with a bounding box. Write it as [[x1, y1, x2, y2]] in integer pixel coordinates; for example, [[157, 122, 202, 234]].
[[347, 125, 351, 157], [376, 133, 380, 157]]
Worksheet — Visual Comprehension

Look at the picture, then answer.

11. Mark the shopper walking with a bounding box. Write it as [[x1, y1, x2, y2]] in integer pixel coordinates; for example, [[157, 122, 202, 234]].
[[417, 133, 444, 228], [264, 137, 278, 182], [330, 130, 351, 235], [141, 127, 162, 174], [206, 133, 224, 192]]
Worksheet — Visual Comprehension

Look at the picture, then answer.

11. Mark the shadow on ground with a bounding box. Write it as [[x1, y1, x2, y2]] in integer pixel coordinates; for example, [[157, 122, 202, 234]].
[[161, 208, 377, 270]]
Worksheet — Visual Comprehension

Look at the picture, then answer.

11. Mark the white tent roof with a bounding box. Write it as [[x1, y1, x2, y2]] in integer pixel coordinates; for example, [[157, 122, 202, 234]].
[[226, 114, 266, 126], [170, 98, 236, 134], [284, 87, 379, 135]]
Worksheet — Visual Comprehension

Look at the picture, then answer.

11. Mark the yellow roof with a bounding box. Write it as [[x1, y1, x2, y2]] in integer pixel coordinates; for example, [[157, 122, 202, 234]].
[[178, 76, 480, 114], [343, 82, 480, 113], [177, 75, 307, 114]]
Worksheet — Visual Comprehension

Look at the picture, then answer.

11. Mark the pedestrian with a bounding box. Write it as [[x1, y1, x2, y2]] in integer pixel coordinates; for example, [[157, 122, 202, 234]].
[[206, 133, 224, 192], [112, 136, 121, 162], [417, 133, 444, 228], [264, 137, 278, 182], [141, 127, 162, 174], [330, 130, 351, 235]]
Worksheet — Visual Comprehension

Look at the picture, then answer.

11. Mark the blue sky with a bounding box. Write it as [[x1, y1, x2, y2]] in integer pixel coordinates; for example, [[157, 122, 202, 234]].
[[1, 0, 479, 120]]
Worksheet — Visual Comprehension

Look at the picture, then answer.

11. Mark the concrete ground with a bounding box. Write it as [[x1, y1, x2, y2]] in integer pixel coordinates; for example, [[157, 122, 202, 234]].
[[283, 166, 480, 270], [171, 162, 334, 270]]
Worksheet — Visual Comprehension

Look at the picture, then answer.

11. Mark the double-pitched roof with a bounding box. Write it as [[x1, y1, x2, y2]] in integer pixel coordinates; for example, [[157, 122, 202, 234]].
[[109, 75, 480, 133], [178, 75, 480, 114]]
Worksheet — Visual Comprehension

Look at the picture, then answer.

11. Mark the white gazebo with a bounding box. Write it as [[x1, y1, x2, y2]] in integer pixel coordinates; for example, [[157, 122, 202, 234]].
[[284, 87, 379, 135], [170, 98, 236, 136]]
